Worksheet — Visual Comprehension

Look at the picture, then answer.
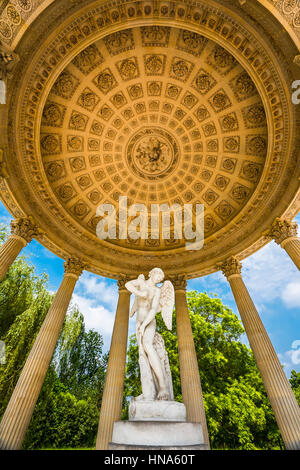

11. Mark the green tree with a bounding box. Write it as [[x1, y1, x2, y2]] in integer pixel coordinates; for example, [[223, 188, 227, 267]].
[[124, 291, 284, 450], [290, 370, 300, 405], [55, 308, 106, 407], [0, 227, 47, 338], [23, 309, 107, 449], [0, 265, 53, 415], [23, 365, 99, 449]]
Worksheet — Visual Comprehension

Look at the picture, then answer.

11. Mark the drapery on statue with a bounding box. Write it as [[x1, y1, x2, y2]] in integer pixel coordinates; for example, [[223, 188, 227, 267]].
[[125, 268, 175, 401]]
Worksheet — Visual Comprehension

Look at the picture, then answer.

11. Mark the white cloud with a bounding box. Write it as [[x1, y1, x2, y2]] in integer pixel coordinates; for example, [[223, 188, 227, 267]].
[[281, 281, 300, 308], [70, 293, 115, 346], [242, 240, 299, 311], [77, 272, 118, 310]]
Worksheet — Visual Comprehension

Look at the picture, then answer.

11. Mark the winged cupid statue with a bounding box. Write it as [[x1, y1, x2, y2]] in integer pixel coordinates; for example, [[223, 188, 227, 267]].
[[125, 268, 175, 401]]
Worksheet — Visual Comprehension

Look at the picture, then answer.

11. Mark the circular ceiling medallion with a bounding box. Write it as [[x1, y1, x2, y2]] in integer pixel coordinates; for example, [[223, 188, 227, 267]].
[[126, 127, 179, 180]]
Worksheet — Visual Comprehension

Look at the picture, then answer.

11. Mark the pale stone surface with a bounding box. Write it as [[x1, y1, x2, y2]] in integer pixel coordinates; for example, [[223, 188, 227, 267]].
[[129, 399, 186, 422], [110, 421, 204, 447]]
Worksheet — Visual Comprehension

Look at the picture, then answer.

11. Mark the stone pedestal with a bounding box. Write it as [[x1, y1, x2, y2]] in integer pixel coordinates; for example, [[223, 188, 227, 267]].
[[108, 421, 207, 450], [109, 399, 208, 450], [129, 399, 186, 422]]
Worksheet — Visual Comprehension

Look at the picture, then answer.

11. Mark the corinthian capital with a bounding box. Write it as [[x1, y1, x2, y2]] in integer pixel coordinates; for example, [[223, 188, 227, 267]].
[[10, 217, 39, 243], [117, 274, 132, 291], [0, 42, 19, 80], [270, 218, 298, 245], [64, 258, 85, 277], [220, 256, 242, 279], [169, 275, 187, 291]]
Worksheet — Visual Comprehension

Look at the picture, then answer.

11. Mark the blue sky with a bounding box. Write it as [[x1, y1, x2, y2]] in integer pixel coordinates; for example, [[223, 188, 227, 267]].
[[0, 201, 299, 379]]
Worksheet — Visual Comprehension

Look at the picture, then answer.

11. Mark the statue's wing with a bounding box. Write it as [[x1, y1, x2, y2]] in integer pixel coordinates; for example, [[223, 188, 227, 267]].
[[130, 297, 138, 318], [159, 280, 174, 331]]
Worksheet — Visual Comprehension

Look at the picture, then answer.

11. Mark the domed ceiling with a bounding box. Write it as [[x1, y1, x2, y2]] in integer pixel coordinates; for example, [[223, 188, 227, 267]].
[[40, 26, 267, 251], [1, 0, 299, 279]]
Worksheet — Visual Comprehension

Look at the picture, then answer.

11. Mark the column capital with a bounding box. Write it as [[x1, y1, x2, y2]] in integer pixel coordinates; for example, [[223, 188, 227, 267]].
[[220, 256, 242, 280], [63, 257, 85, 278], [117, 274, 132, 291], [0, 43, 19, 80], [10, 217, 40, 244], [169, 275, 187, 291], [269, 218, 298, 245]]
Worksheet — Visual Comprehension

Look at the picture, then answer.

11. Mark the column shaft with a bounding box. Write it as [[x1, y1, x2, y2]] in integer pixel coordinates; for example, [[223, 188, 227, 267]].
[[0, 272, 78, 450], [175, 288, 210, 448], [0, 236, 26, 280], [228, 274, 300, 450], [281, 238, 300, 270], [96, 288, 130, 450]]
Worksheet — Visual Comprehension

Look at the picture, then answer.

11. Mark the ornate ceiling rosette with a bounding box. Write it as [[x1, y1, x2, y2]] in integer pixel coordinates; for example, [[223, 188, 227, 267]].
[[1, 0, 299, 279]]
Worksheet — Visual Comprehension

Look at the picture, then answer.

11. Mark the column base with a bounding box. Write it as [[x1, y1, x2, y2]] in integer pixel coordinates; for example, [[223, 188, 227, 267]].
[[108, 421, 206, 449]]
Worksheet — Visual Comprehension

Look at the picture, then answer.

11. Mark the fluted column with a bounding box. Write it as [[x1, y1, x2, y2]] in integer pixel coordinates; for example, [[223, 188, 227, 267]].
[[96, 276, 130, 450], [0, 217, 39, 280], [221, 257, 300, 450], [0, 257, 84, 450], [270, 218, 300, 270], [173, 275, 210, 448]]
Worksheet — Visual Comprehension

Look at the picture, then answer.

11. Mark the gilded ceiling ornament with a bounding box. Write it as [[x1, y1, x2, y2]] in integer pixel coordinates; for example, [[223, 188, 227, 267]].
[[77, 88, 99, 111], [45, 161, 65, 181], [17, 0, 32, 12], [144, 54, 165, 75], [0, 21, 12, 40], [213, 45, 236, 69], [6, 6, 21, 25], [52, 71, 79, 99], [95, 68, 117, 94], [246, 135, 267, 155]]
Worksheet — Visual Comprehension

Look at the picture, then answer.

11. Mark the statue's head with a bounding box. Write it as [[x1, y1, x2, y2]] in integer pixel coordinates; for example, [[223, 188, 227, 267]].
[[149, 267, 164, 284]]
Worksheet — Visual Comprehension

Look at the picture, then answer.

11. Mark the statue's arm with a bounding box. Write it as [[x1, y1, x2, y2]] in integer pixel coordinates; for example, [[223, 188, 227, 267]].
[[125, 279, 144, 297], [140, 288, 160, 334]]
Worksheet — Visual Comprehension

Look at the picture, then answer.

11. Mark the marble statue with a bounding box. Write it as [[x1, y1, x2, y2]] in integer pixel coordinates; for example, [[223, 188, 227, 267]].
[[125, 268, 175, 402]]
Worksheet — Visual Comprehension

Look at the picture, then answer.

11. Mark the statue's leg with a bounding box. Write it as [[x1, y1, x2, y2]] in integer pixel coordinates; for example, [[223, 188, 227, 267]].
[[136, 322, 155, 401], [143, 321, 169, 400]]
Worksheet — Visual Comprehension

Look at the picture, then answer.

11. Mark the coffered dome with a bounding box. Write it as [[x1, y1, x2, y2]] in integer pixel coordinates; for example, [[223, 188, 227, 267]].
[[1, 0, 299, 278], [40, 26, 267, 251]]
